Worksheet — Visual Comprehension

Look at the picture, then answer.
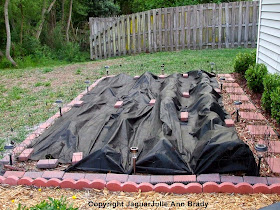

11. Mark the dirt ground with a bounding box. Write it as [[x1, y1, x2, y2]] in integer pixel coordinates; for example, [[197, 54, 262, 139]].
[[0, 185, 280, 209]]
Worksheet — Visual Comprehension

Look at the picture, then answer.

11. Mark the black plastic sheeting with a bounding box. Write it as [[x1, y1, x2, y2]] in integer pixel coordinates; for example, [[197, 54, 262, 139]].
[[30, 71, 257, 175]]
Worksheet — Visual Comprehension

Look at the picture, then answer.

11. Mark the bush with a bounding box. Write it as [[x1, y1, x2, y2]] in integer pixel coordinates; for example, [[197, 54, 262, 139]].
[[234, 51, 256, 75], [261, 73, 280, 113], [245, 63, 268, 92], [271, 87, 280, 124]]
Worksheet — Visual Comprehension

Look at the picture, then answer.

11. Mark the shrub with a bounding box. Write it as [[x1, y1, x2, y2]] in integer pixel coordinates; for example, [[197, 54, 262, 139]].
[[234, 51, 256, 75], [245, 63, 268, 92], [261, 73, 280, 113], [271, 87, 280, 124]]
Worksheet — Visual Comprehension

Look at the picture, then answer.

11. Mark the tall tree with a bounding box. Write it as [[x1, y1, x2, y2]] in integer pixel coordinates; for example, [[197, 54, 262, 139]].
[[66, 0, 73, 42], [35, 0, 57, 40], [4, 0, 17, 66]]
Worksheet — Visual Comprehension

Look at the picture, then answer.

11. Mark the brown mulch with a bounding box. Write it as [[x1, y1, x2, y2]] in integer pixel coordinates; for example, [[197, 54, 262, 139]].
[[0, 185, 280, 209]]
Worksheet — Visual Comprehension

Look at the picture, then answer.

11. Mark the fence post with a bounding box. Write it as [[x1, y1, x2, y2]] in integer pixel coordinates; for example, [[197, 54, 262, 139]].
[[181, 6, 186, 50], [159, 9, 162, 51], [231, 2, 236, 48], [225, 3, 230, 48], [238, 1, 243, 47], [148, 11, 152, 53]]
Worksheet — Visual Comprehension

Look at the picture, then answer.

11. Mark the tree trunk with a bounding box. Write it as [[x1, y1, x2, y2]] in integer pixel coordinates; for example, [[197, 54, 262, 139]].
[[35, 0, 57, 40], [66, 0, 73, 42], [4, 0, 17, 66], [19, 1, 24, 44], [0, 50, 4, 58], [61, 0, 65, 23]]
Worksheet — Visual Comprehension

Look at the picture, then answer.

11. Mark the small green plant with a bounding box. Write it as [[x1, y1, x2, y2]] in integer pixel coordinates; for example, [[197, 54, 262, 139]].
[[44, 82, 51, 87], [234, 50, 256, 75], [34, 82, 43, 87], [245, 63, 268, 92], [271, 87, 280, 124], [75, 69, 81, 75], [17, 196, 77, 210], [261, 73, 280, 113], [42, 68, 53, 73]]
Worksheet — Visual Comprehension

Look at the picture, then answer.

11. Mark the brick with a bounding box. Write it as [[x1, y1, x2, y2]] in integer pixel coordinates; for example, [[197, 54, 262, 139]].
[[247, 125, 276, 136], [253, 183, 271, 194], [170, 183, 188, 194], [39, 122, 51, 130], [106, 173, 128, 183], [173, 175, 196, 183], [185, 183, 202, 193], [218, 74, 233, 78], [197, 174, 220, 183], [128, 175, 151, 183], [239, 103, 256, 110], [24, 172, 43, 179], [203, 182, 220, 193], [239, 112, 265, 120], [267, 177, 280, 185], [150, 175, 173, 184], [182, 92, 190, 98], [138, 183, 153, 192], [75, 179, 91, 189], [106, 180, 122, 191], [18, 177, 33, 186], [3, 176, 19, 186], [225, 119, 234, 127], [32, 178, 48, 187], [46, 178, 62, 187], [85, 173, 106, 181], [72, 152, 83, 165], [222, 83, 239, 87], [235, 183, 253, 194], [182, 73, 189, 78], [122, 181, 138, 192], [90, 179, 106, 190], [42, 171, 65, 179], [214, 88, 221, 94], [36, 159, 59, 169], [114, 101, 123, 108], [225, 88, 244, 94], [149, 99, 156, 106], [225, 78, 235, 82], [221, 175, 243, 184], [63, 173, 85, 180], [180, 112, 189, 122], [266, 141, 280, 154], [4, 171, 25, 178], [269, 183, 280, 194], [243, 176, 268, 185], [134, 75, 140, 79], [266, 157, 280, 173], [219, 182, 237, 193], [73, 101, 84, 107], [60, 179, 76, 189], [13, 146, 25, 155], [230, 95, 249, 101], [18, 148, 34, 161], [159, 75, 166, 79], [154, 183, 170, 193], [0, 176, 5, 184]]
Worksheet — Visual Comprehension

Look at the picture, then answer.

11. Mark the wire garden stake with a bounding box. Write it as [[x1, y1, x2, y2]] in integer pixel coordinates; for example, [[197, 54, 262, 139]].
[[130, 147, 138, 174], [233, 100, 242, 122], [55, 100, 63, 117], [105, 66, 110, 76]]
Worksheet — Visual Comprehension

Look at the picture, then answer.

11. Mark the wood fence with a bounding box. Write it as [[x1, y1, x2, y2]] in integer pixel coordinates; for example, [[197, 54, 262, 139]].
[[89, 1, 259, 60]]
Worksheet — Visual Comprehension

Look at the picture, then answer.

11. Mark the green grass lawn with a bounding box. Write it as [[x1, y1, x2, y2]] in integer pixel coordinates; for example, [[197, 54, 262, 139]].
[[0, 48, 254, 150]]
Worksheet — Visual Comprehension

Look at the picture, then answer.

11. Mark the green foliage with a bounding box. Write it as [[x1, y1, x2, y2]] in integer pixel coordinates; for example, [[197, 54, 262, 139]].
[[245, 63, 268, 92], [233, 50, 256, 75], [271, 87, 280, 124], [17, 197, 77, 210], [261, 73, 280, 113], [42, 68, 53, 73], [75, 69, 82, 75]]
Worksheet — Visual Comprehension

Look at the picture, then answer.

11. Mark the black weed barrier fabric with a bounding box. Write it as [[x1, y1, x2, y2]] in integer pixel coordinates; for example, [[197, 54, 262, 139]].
[[30, 71, 257, 175]]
